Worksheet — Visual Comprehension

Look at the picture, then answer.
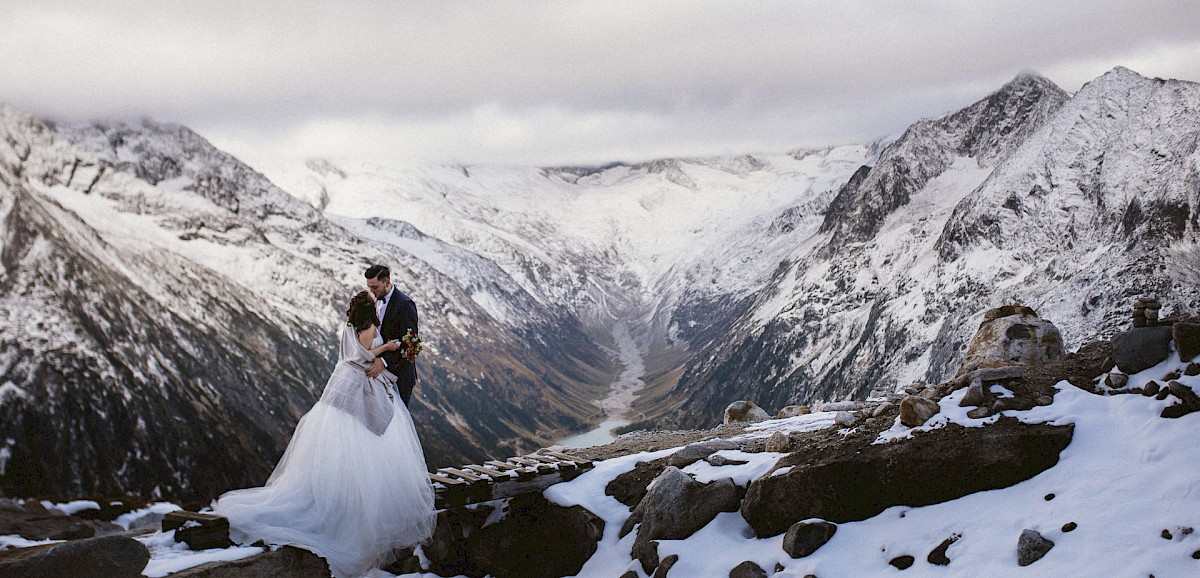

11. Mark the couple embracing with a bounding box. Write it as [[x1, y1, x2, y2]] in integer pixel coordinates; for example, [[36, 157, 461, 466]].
[[213, 265, 437, 578]]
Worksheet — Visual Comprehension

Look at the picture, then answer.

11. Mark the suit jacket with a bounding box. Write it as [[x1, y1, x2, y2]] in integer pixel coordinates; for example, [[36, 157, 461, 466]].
[[379, 286, 419, 405]]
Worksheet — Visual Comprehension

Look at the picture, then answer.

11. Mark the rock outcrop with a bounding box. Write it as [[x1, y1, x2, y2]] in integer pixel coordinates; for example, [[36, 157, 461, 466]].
[[740, 418, 1074, 537]]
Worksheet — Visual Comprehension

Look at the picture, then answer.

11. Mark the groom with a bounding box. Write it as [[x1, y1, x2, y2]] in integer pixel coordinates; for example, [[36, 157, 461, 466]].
[[364, 264, 419, 406]]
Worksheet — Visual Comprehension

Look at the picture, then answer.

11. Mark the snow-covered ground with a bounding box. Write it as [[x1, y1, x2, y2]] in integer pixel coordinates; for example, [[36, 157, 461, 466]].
[[6, 350, 1186, 577]]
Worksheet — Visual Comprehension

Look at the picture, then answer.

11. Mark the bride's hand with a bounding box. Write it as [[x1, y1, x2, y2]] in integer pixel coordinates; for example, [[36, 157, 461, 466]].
[[388, 339, 401, 351]]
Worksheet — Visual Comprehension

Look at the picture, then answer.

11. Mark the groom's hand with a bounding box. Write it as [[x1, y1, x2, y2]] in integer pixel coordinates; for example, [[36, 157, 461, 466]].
[[366, 358, 385, 378]]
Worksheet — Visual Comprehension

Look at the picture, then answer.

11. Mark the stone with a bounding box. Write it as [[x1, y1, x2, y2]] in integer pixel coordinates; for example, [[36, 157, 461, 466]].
[[621, 467, 741, 547], [1017, 529, 1054, 566], [620, 572, 639, 578], [954, 306, 1065, 382], [1144, 381, 1161, 396], [1162, 529, 1173, 540], [167, 546, 328, 577], [740, 420, 1073, 537], [466, 493, 604, 578], [889, 555, 915, 570], [899, 396, 939, 427], [1186, 363, 1200, 376], [781, 520, 837, 558], [164, 511, 232, 550], [765, 432, 790, 453], [959, 366, 1027, 387], [1174, 322, 1200, 361], [706, 454, 750, 467], [917, 386, 940, 400], [1105, 373, 1129, 389], [776, 405, 811, 419], [1062, 522, 1077, 532], [380, 547, 421, 575], [0, 502, 115, 541], [651, 554, 678, 578], [966, 407, 992, 419], [1161, 381, 1200, 419], [958, 382, 987, 407], [669, 443, 723, 468], [0, 535, 150, 578], [1163, 369, 1182, 381], [834, 411, 857, 427], [872, 402, 895, 417], [1036, 395, 1054, 406], [1111, 326, 1173, 374], [632, 540, 659, 574], [927, 535, 959, 565], [724, 401, 771, 426], [607, 458, 669, 507], [729, 560, 769, 578], [1152, 383, 1171, 402], [992, 397, 1024, 413], [814, 401, 866, 412]]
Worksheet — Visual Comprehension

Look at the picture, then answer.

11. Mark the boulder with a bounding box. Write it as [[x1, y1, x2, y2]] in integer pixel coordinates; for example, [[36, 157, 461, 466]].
[[889, 555, 915, 570], [958, 382, 987, 407], [0, 501, 118, 541], [1104, 373, 1129, 389], [724, 401, 771, 425], [765, 432, 790, 453], [899, 396, 939, 427], [668, 443, 722, 468], [0, 535, 150, 578], [168, 546, 327, 577], [1111, 326, 1173, 374], [466, 493, 604, 578], [740, 419, 1073, 537], [632, 540, 659, 574], [621, 467, 740, 546], [834, 411, 857, 427], [729, 560, 768, 578], [872, 402, 895, 417], [953, 305, 1065, 382], [781, 520, 837, 558], [814, 401, 866, 412], [652, 554, 678, 578], [1016, 529, 1054, 566], [776, 405, 811, 419], [1162, 381, 1200, 419], [1174, 322, 1200, 361], [606, 457, 670, 508]]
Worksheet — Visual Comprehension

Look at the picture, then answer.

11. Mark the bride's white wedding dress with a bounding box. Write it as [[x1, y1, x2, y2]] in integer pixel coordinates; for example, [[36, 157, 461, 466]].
[[213, 324, 437, 578]]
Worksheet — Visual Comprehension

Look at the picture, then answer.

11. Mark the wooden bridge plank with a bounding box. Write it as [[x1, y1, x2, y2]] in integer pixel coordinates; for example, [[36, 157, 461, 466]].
[[463, 465, 505, 478], [429, 473, 467, 486], [439, 467, 487, 482]]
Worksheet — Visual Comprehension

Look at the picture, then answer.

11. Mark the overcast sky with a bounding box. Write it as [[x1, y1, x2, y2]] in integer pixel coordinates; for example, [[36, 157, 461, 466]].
[[3, 1, 1199, 168]]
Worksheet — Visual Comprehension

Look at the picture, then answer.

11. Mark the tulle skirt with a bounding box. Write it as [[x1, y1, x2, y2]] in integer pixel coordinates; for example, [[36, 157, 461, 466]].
[[213, 395, 437, 578]]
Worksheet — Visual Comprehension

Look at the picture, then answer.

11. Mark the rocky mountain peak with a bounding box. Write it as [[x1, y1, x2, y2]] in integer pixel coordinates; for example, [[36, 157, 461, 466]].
[[817, 73, 1068, 246]]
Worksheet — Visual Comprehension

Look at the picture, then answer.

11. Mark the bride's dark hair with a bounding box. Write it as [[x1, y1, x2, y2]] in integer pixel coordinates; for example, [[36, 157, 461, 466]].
[[346, 290, 379, 332]]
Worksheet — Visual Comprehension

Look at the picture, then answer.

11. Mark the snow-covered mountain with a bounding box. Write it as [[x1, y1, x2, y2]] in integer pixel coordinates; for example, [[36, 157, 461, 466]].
[[0, 108, 615, 500], [266, 67, 1200, 433], [661, 67, 1200, 427]]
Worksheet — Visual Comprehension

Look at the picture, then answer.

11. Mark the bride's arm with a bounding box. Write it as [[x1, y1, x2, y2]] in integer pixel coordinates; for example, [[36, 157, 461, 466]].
[[359, 326, 400, 357]]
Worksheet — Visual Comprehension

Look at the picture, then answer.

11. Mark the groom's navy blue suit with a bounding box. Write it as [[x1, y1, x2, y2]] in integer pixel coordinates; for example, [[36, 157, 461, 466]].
[[379, 287, 419, 406]]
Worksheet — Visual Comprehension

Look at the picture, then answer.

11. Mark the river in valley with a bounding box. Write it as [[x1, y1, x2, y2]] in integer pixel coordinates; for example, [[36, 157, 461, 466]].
[[556, 322, 645, 448]]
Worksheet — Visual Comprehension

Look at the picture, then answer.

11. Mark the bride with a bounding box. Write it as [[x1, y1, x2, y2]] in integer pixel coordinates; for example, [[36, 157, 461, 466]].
[[213, 290, 437, 577]]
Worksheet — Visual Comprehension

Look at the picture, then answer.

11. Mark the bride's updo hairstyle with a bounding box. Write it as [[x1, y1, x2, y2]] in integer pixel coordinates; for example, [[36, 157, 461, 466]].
[[346, 290, 380, 332]]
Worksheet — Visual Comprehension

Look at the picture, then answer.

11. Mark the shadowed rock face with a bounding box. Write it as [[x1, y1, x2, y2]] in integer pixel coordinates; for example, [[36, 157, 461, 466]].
[[740, 418, 1074, 538]]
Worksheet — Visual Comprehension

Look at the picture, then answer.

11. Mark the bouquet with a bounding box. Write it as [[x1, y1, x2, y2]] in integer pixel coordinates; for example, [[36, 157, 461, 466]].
[[400, 329, 424, 361]]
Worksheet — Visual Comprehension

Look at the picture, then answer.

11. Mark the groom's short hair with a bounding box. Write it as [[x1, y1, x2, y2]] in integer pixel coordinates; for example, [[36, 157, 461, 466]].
[[365, 264, 391, 281]]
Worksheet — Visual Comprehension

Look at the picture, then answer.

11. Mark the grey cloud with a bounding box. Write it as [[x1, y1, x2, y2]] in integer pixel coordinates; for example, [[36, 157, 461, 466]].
[[1, 0, 1198, 165]]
